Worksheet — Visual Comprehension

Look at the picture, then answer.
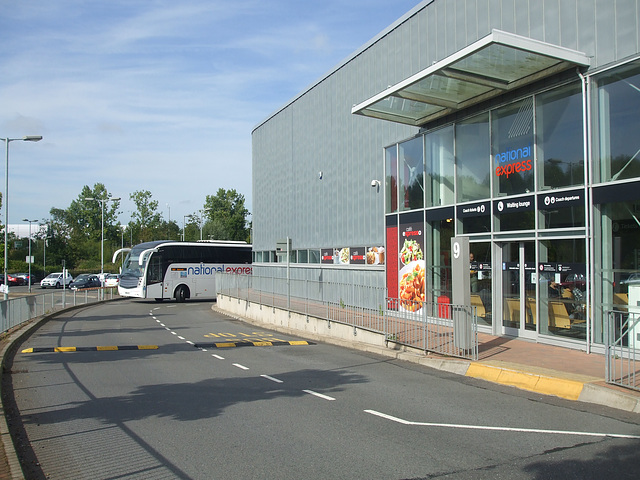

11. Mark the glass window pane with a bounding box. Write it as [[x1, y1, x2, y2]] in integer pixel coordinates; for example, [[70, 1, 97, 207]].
[[454, 44, 563, 84], [399, 137, 424, 211], [537, 83, 584, 189], [538, 239, 586, 340], [491, 98, 535, 196], [425, 218, 453, 303], [425, 126, 454, 207], [385, 146, 398, 214], [540, 205, 585, 229], [456, 113, 490, 202], [309, 250, 321, 264], [594, 60, 640, 182], [598, 200, 640, 333], [497, 210, 535, 231], [461, 215, 491, 234], [470, 242, 492, 326]]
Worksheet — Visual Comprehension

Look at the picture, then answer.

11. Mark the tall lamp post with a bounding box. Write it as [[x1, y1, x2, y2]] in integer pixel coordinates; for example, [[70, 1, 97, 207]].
[[22, 218, 38, 292], [84, 194, 121, 283], [198, 208, 211, 240], [1, 135, 42, 300], [166, 203, 171, 240], [183, 215, 194, 241]]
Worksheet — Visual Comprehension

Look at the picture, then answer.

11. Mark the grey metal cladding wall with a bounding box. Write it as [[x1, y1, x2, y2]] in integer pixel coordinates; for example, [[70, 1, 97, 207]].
[[252, 0, 640, 253], [252, 56, 418, 252]]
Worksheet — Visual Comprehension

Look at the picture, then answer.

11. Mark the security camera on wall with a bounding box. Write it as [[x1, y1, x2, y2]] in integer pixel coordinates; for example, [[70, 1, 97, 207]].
[[371, 180, 380, 187]]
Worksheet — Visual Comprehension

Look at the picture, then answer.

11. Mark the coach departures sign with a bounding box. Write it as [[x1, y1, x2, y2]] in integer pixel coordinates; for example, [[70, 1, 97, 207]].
[[537, 189, 583, 210]]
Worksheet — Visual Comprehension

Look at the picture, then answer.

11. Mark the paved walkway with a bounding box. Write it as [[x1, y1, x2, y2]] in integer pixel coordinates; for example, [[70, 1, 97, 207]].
[[461, 332, 640, 411]]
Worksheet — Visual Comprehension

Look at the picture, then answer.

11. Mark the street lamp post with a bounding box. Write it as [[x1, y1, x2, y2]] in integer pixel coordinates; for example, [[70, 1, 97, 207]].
[[22, 218, 38, 292], [166, 203, 171, 240], [84, 195, 121, 287], [198, 208, 211, 240], [41, 220, 50, 277], [1, 135, 42, 300], [183, 215, 194, 241]]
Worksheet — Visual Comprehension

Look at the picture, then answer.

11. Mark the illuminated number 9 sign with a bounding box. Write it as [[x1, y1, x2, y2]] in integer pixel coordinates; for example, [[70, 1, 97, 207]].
[[453, 241, 461, 260]]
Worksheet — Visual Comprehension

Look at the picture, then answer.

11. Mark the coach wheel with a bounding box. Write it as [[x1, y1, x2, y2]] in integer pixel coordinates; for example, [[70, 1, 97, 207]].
[[175, 285, 188, 303]]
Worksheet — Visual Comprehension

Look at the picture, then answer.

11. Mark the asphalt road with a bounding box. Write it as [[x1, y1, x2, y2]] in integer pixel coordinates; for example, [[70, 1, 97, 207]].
[[4, 299, 640, 479]]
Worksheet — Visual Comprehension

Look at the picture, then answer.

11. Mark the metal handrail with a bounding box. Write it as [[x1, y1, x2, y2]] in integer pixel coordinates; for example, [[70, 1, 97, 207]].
[[0, 288, 118, 334]]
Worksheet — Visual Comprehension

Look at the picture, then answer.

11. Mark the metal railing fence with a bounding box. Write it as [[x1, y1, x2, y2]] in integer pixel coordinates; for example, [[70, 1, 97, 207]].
[[0, 288, 118, 335], [605, 309, 640, 391], [217, 273, 478, 360]]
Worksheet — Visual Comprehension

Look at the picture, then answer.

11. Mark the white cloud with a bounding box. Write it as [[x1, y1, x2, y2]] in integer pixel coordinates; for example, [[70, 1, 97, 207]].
[[1, 0, 422, 227]]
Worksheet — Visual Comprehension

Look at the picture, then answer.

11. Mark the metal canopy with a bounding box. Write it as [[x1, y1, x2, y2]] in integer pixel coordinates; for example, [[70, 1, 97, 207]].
[[351, 30, 590, 127]]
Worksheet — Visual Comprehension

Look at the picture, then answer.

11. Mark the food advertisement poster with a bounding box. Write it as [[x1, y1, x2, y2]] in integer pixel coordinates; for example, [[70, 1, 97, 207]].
[[398, 214, 425, 313], [365, 246, 385, 265], [321, 248, 334, 264], [337, 247, 351, 265], [321, 247, 386, 266], [386, 216, 399, 299], [349, 247, 365, 265]]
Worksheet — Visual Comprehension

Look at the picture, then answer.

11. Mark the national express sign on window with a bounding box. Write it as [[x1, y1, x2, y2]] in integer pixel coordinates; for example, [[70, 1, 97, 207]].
[[494, 144, 532, 179]]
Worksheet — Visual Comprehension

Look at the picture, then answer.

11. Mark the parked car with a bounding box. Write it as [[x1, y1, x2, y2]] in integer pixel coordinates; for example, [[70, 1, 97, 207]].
[[69, 274, 102, 290], [6, 273, 24, 286], [104, 274, 120, 287], [560, 273, 586, 291], [620, 273, 640, 286], [40, 272, 73, 289], [16, 273, 39, 286]]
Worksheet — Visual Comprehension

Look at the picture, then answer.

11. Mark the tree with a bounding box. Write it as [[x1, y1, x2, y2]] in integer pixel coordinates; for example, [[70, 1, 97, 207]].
[[202, 189, 250, 242], [44, 184, 121, 272], [130, 190, 163, 242]]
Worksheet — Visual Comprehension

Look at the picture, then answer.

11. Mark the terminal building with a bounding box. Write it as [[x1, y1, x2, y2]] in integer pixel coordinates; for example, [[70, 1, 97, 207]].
[[251, 0, 640, 353]]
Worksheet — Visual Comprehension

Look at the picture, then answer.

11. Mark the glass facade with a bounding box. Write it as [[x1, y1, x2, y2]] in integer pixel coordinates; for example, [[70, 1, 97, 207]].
[[593, 59, 640, 346], [385, 77, 597, 344], [383, 57, 640, 349]]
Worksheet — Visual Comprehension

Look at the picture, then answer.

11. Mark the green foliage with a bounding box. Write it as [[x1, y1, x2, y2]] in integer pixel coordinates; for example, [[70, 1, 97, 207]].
[[202, 188, 250, 242], [130, 190, 163, 242], [2, 185, 251, 273]]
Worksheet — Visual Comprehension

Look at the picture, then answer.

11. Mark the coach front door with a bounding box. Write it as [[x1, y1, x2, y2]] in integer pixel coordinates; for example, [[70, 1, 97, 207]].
[[146, 254, 164, 300]]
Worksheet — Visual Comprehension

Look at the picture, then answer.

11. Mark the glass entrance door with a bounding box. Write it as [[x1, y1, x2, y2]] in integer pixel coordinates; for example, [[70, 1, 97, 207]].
[[500, 241, 536, 338]]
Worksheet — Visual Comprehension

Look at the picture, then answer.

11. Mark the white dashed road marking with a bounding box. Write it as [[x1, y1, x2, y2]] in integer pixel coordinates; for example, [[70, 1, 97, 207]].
[[303, 390, 335, 401]]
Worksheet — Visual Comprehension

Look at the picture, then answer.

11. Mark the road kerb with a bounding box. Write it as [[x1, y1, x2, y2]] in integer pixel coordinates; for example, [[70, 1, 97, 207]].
[[466, 363, 584, 401]]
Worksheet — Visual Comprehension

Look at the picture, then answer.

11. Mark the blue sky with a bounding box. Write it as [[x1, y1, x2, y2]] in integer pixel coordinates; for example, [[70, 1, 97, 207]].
[[1, 0, 422, 234]]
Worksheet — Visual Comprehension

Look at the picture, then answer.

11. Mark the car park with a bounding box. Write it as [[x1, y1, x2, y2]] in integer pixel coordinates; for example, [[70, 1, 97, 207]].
[[40, 272, 73, 289], [69, 274, 102, 290]]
